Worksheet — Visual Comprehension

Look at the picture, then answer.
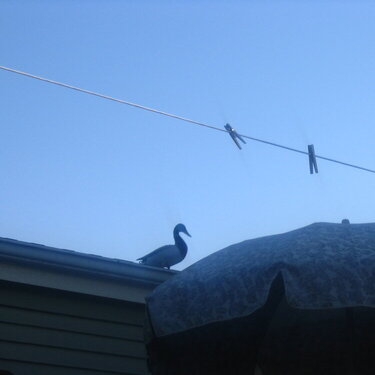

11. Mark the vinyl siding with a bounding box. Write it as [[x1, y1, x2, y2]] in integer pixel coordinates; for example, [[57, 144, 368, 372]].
[[0, 281, 149, 375]]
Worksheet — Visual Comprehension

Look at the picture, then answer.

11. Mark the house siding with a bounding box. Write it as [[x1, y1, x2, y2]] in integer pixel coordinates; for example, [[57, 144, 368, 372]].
[[0, 280, 149, 375]]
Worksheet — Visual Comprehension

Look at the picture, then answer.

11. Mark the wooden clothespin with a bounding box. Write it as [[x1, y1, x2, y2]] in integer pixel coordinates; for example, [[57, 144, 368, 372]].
[[308, 144, 318, 174], [224, 123, 246, 150]]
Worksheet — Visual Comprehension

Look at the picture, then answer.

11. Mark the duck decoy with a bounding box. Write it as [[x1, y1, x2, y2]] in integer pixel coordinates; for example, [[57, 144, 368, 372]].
[[137, 223, 191, 269]]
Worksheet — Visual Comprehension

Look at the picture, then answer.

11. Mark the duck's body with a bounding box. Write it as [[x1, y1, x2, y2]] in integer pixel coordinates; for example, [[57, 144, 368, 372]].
[[138, 244, 184, 268], [137, 224, 191, 269]]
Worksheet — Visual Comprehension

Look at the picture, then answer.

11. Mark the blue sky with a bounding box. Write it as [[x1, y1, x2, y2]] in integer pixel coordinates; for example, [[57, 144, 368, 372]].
[[1, 1, 374, 269]]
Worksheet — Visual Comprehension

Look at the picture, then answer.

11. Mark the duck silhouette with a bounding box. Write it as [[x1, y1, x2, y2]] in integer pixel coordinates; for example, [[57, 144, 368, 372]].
[[137, 223, 191, 269]]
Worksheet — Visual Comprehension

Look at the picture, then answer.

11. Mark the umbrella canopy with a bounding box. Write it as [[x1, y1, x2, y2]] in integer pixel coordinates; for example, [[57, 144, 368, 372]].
[[145, 222, 375, 374]]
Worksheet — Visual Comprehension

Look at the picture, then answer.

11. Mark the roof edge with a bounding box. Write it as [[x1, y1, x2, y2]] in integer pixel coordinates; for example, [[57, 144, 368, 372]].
[[0, 237, 177, 286]]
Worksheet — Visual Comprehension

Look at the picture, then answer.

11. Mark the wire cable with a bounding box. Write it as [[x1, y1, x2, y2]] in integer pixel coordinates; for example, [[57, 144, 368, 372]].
[[1, 65, 374, 174], [0, 65, 225, 133]]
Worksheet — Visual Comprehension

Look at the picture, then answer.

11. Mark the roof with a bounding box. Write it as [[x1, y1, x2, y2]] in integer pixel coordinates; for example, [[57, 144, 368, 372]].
[[0, 236, 177, 304]]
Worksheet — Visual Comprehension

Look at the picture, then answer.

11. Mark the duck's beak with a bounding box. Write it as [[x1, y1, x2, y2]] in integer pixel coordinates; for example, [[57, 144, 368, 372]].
[[184, 229, 192, 237]]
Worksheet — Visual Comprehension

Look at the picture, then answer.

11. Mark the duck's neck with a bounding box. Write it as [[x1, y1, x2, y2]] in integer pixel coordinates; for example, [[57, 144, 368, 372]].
[[173, 228, 188, 258]]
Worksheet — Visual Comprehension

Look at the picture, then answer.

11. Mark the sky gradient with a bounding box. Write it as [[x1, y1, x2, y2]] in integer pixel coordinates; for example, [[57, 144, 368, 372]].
[[1, 1, 375, 269]]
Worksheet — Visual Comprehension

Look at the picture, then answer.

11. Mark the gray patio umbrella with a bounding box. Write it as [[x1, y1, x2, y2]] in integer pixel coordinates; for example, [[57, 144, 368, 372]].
[[144, 222, 375, 375]]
